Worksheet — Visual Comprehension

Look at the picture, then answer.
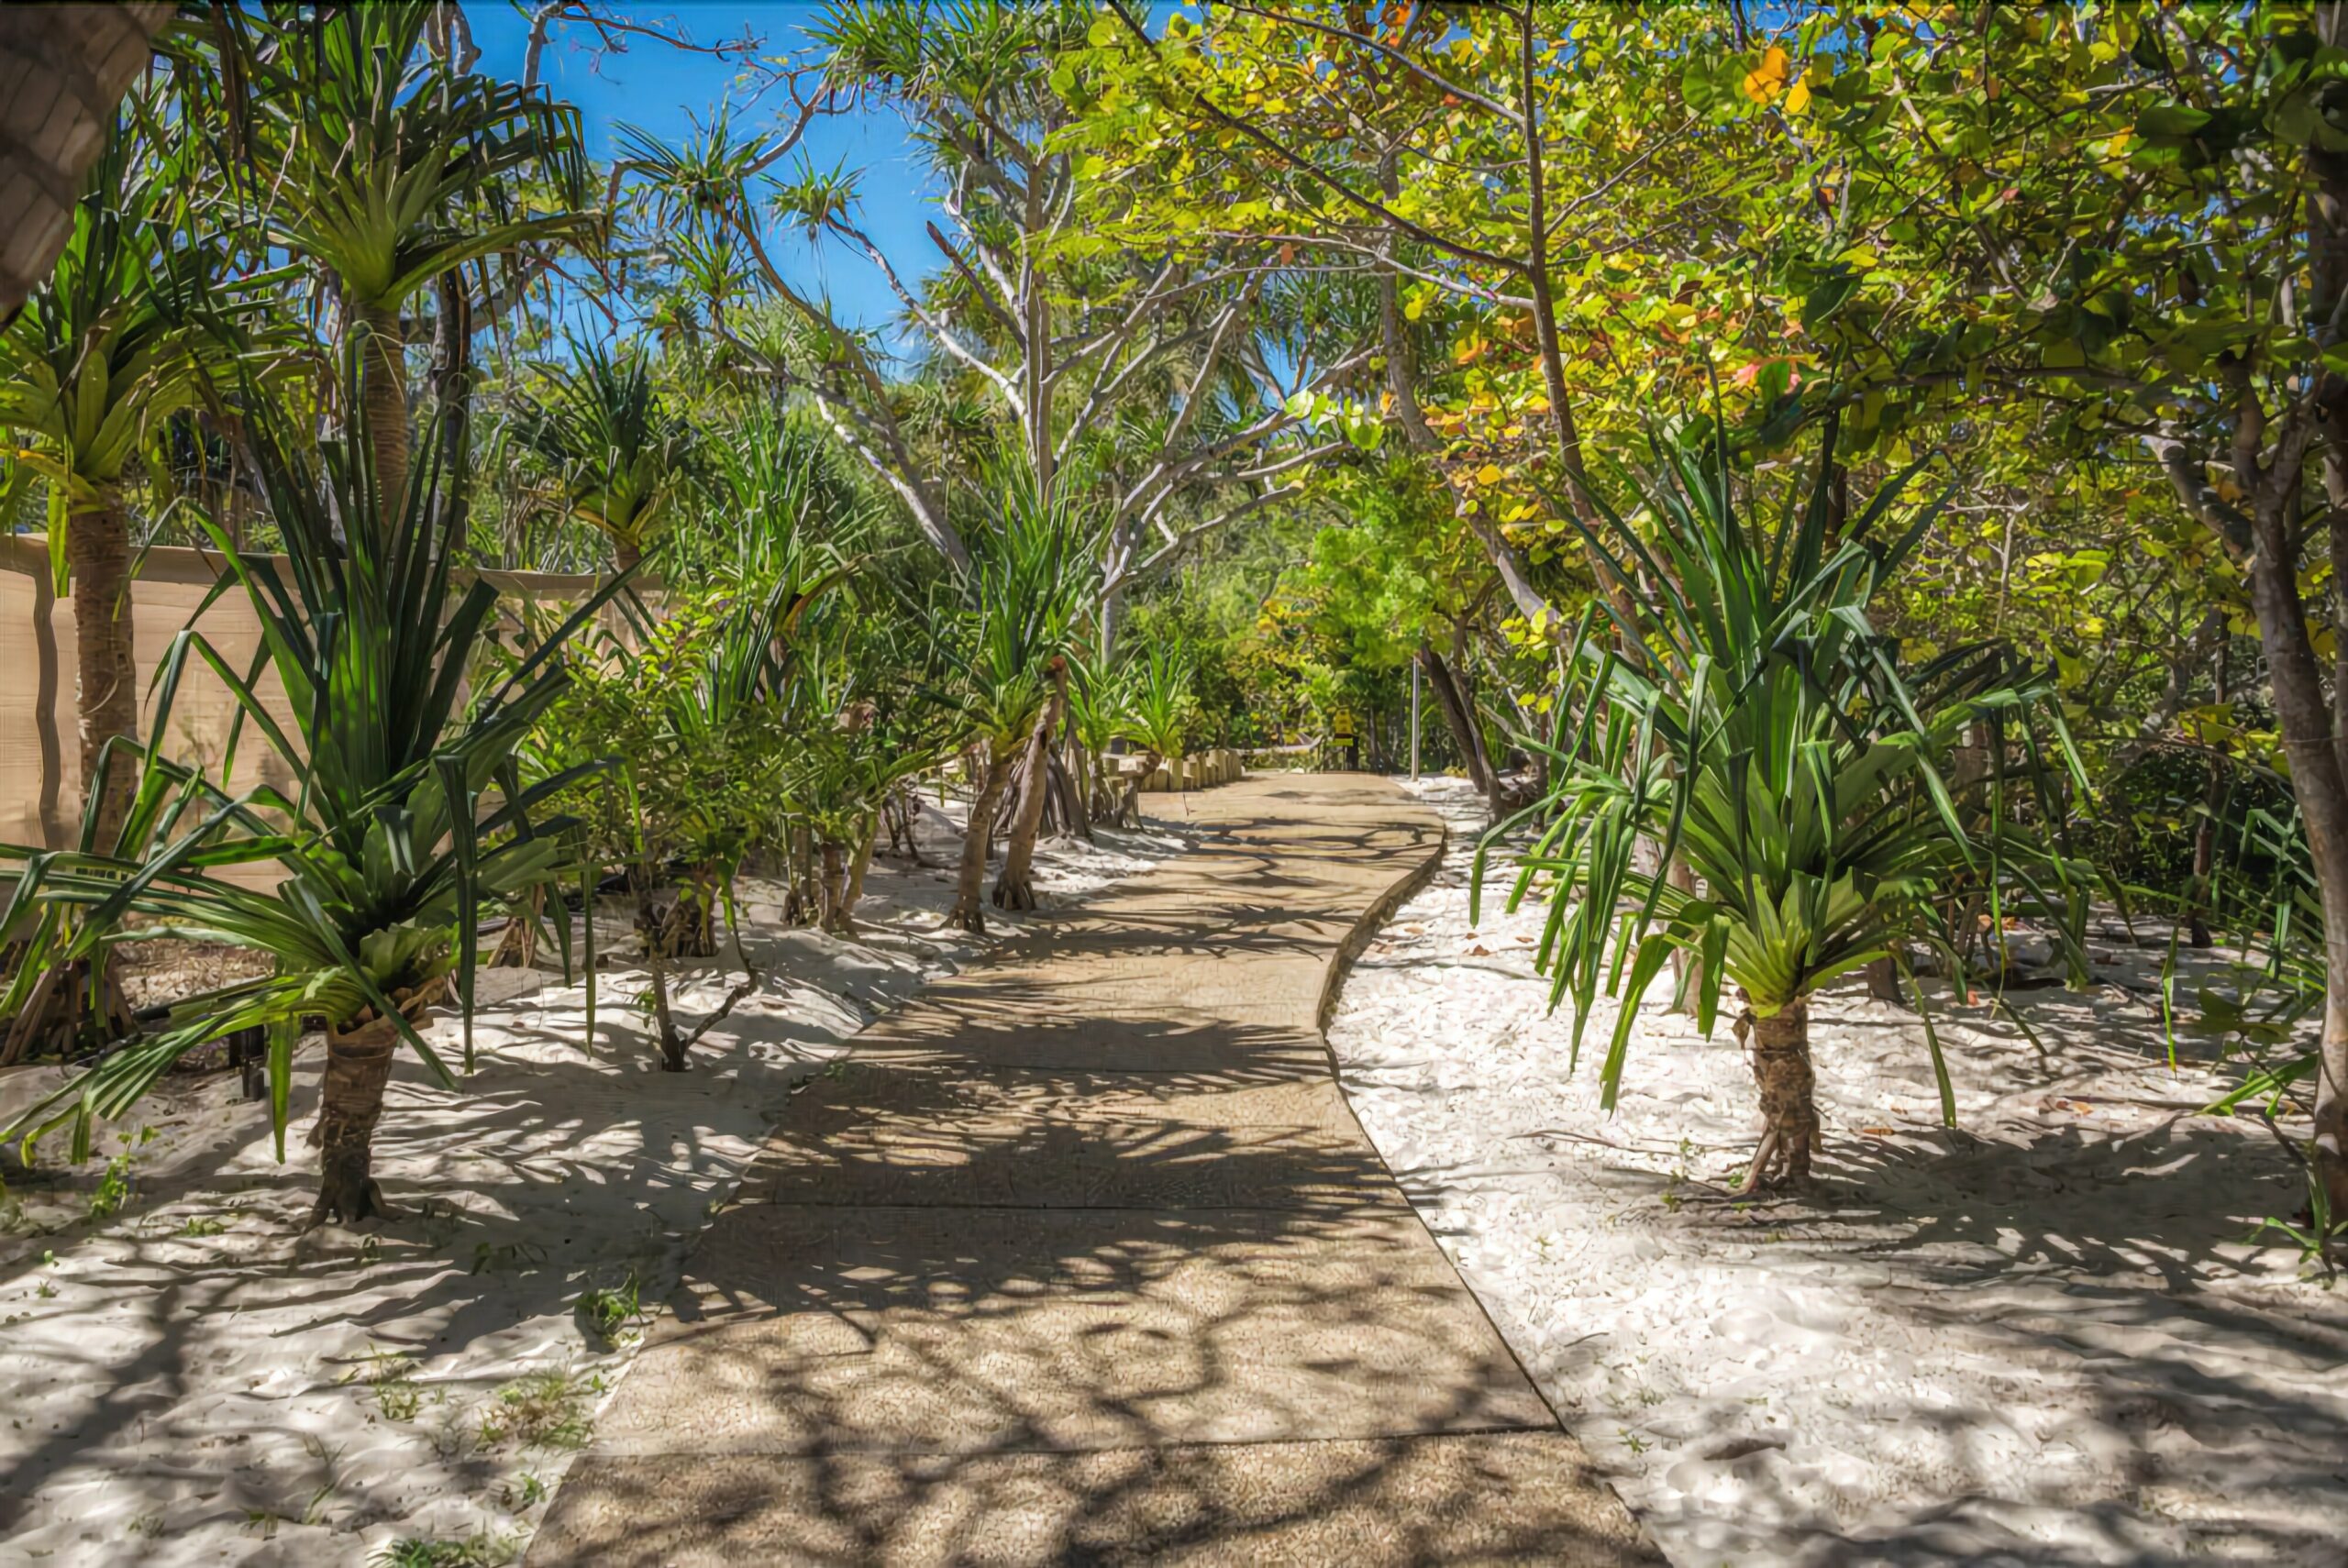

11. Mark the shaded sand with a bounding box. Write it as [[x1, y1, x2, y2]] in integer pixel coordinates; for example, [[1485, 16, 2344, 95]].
[[1327, 777, 2348, 1567], [0, 802, 1189, 1566]]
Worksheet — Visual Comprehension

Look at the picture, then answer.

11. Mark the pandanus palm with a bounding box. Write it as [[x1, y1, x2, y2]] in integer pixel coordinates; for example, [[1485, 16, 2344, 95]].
[[211, 2, 597, 505], [1065, 650, 1140, 824], [1486, 436, 2089, 1191], [940, 473, 1088, 931], [0, 101, 272, 845], [0, 354, 615, 1223], [1118, 644, 1196, 813], [508, 340, 697, 573]]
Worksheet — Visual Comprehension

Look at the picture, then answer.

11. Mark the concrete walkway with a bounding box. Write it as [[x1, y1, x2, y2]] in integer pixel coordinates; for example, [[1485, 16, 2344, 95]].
[[529, 775, 1656, 1566]]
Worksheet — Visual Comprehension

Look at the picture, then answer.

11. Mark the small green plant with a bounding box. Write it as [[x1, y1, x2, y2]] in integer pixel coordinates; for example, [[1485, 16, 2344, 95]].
[[1618, 1428, 1650, 1455], [499, 1472, 548, 1510], [127, 1513, 164, 1538], [342, 1346, 423, 1419], [374, 1379, 422, 1422], [86, 1153, 134, 1220], [180, 1215, 227, 1238], [478, 1370, 593, 1451], [2248, 1112, 2344, 1283], [573, 1273, 644, 1344], [371, 1533, 517, 1568]]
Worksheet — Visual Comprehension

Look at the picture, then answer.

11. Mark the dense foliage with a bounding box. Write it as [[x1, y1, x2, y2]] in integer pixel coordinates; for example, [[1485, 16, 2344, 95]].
[[0, 2, 2336, 1258]]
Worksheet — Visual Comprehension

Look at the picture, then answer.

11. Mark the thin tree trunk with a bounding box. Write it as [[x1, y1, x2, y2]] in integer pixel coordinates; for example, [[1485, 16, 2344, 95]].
[[1667, 856, 1703, 1010], [627, 862, 689, 1071], [2188, 637, 2232, 950], [1736, 999, 1818, 1193], [612, 536, 642, 576], [1376, 144, 1438, 453], [65, 495, 137, 846], [357, 303, 409, 514], [1047, 746, 1089, 842], [1418, 646, 1502, 818], [430, 269, 471, 530], [2187, 758, 2221, 950], [1119, 747, 1160, 827], [818, 840, 847, 933], [948, 744, 1012, 933], [994, 666, 1066, 911], [2248, 528, 2348, 1219], [836, 815, 877, 933]]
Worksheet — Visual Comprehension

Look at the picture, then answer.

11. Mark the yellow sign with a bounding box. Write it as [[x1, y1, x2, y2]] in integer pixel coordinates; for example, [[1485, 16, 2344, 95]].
[[1332, 708, 1357, 739]]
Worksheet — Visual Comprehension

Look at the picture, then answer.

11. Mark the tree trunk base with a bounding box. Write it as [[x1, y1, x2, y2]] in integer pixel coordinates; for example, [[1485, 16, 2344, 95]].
[[1735, 1001, 1820, 1193], [306, 1014, 403, 1229], [991, 873, 1036, 911], [945, 901, 986, 935]]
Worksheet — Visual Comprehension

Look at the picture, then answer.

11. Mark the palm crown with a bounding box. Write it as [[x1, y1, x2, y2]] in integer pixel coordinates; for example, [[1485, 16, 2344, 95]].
[[1488, 432, 2090, 1187], [509, 340, 699, 571]]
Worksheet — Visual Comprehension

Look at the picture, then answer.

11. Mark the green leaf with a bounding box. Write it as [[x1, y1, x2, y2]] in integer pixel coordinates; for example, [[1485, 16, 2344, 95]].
[[2133, 103, 2211, 140], [1800, 271, 1861, 329]]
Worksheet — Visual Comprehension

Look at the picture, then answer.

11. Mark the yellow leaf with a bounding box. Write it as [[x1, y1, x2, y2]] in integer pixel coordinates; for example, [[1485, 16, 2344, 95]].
[[1742, 46, 1789, 105], [1476, 464, 1504, 486], [1785, 76, 1811, 116]]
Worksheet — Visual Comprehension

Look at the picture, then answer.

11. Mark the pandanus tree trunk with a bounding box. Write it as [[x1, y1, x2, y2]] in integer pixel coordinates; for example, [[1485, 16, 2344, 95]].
[[818, 840, 847, 932], [1118, 748, 1162, 828], [1737, 999, 1819, 1193], [311, 1012, 402, 1225], [308, 976, 444, 1226], [833, 818, 877, 934], [994, 665, 1066, 911], [947, 743, 1013, 933], [65, 496, 137, 846], [357, 304, 409, 511]]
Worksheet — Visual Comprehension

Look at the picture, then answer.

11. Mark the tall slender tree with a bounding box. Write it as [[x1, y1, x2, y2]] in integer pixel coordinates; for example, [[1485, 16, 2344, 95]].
[[206, 2, 598, 509]]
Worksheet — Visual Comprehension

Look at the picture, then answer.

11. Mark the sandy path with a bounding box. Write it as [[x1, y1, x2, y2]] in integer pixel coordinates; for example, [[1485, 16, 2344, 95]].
[[0, 804, 1189, 1566], [1327, 778, 2348, 1567]]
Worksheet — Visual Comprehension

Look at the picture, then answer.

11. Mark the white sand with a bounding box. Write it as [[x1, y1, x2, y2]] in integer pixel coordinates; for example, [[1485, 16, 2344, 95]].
[[1329, 777, 2348, 1568], [0, 801, 1190, 1566]]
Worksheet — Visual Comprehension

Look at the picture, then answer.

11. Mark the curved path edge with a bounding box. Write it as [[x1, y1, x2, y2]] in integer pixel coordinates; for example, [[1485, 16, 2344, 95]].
[[529, 774, 1659, 1567]]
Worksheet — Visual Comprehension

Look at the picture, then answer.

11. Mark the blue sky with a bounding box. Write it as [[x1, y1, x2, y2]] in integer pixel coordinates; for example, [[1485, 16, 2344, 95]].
[[465, 2, 941, 334]]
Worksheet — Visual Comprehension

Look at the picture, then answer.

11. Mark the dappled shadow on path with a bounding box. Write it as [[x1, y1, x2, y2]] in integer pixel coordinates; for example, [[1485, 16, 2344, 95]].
[[528, 777, 1659, 1565]]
